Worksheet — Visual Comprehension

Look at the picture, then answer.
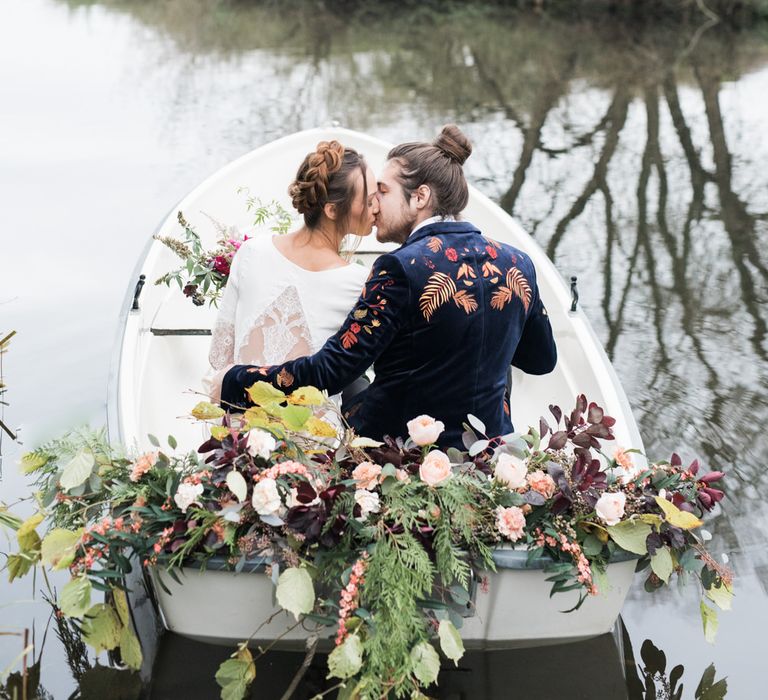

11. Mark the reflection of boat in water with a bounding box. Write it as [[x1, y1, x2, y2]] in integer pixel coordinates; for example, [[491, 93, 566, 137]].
[[108, 128, 644, 650]]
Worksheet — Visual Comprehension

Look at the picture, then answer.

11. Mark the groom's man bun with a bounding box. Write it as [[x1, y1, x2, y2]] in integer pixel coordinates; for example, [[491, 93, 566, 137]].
[[387, 124, 472, 217], [289, 140, 368, 230]]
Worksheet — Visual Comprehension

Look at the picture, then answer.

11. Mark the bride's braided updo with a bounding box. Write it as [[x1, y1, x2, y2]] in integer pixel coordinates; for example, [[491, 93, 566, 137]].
[[289, 140, 368, 231]]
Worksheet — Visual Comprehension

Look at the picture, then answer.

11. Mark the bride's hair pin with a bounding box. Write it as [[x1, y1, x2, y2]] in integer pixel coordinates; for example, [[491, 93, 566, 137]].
[[387, 124, 472, 218], [289, 140, 368, 237]]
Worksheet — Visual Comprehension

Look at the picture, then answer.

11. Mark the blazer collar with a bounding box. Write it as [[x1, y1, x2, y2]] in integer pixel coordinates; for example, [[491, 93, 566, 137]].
[[402, 220, 481, 249]]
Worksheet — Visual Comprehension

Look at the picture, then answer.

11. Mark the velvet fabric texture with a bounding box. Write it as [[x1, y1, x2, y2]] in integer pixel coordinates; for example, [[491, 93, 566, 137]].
[[221, 221, 557, 448]]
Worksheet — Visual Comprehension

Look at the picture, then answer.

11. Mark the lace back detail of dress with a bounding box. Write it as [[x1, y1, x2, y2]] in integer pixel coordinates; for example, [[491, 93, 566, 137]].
[[237, 285, 314, 365]]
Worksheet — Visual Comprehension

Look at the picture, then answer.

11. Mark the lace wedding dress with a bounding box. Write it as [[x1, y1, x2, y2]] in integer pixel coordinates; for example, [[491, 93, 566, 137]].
[[205, 234, 369, 409]]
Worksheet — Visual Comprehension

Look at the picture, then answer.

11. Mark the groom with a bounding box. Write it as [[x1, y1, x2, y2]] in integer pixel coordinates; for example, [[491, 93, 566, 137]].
[[221, 125, 557, 448]]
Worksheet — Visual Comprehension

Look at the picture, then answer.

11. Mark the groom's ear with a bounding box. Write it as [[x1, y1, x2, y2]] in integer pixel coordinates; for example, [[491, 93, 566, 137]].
[[323, 202, 338, 221], [413, 184, 432, 211]]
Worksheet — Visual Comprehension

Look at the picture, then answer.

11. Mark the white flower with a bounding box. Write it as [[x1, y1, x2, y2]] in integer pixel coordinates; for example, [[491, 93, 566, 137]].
[[251, 478, 281, 516], [595, 492, 627, 526], [174, 482, 204, 513], [354, 489, 380, 520], [246, 429, 277, 460], [220, 502, 244, 523], [407, 415, 445, 446], [494, 453, 527, 489]]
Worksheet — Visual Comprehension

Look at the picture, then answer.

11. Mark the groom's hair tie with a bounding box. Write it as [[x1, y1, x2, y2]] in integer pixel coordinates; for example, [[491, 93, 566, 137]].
[[387, 124, 472, 217], [289, 141, 368, 232]]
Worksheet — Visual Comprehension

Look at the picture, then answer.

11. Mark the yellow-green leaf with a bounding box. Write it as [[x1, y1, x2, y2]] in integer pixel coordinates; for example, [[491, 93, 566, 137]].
[[606, 520, 652, 555], [245, 381, 285, 407], [119, 623, 143, 670], [41, 528, 82, 570], [7, 553, 35, 582], [303, 416, 338, 438], [287, 386, 325, 406], [327, 634, 363, 680], [700, 601, 719, 644], [191, 401, 225, 421], [81, 603, 122, 654], [650, 546, 674, 584], [654, 497, 703, 530], [275, 567, 315, 620], [225, 470, 248, 503], [60, 576, 92, 617], [59, 450, 95, 491], [706, 582, 733, 611], [438, 619, 465, 665], [410, 641, 440, 686], [112, 587, 131, 626], [20, 452, 49, 474], [637, 513, 663, 529], [281, 404, 311, 431], [215, 646, 256, 700], [211, 425, 230, 440], [17, 513, 44, 551]]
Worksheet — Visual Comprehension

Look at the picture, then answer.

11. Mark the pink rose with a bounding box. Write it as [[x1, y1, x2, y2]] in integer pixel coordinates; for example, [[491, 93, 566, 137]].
[[395, 468, 410, 482], [494, 453, 527, 489], [527, 470, 556, 499], [352, 461, 382, 490], [419, 450, 452, 486], [595, 492, 626, 526], [496, 506, 526, 541], [407, 415, 445, 446]]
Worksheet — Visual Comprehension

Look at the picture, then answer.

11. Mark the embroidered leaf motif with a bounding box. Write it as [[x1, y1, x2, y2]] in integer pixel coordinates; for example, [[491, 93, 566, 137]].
[[457, 263, 476, 280], [485, 236, 502, 249], [419, 272, 457, 322], [353, 308, 368, 320], [490, 286, 513, 310], [452, 290, 478, 314], [462, 279, 474, 287], [341, 330, 358, 349], [276, 368, 294, 388], [482, 262, 501, 278], [427, 236, 443, 253], [506, 267, 532, 312]]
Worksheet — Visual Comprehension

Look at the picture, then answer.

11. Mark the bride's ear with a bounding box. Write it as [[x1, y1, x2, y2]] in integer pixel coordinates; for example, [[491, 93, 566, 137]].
[[323, 202, 338, 221]]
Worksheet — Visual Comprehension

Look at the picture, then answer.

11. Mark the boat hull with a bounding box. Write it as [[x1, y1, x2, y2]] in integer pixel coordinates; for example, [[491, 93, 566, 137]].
[[149, 552, 637, 649]]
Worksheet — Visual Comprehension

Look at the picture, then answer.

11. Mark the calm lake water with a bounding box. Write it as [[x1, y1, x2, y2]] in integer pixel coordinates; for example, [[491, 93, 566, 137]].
[[1, 0, 767, 697]]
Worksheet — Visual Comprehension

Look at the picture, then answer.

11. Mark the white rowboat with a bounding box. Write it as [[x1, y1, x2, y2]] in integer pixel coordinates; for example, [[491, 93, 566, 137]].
[[108, 127, 643, 650]]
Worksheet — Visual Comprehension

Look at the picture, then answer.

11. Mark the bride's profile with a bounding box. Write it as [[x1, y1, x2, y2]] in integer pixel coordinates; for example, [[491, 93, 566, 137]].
[[205, 140, 378, 406]]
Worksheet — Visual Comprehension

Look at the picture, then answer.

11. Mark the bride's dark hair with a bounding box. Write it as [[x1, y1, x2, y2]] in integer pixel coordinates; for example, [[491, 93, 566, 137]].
[[387, 124, 472, 217], [289, 141, 368, 234]]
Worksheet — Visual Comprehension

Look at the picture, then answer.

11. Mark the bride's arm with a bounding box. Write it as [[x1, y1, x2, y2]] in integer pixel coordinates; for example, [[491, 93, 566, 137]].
[[220, 254, 409, 408]]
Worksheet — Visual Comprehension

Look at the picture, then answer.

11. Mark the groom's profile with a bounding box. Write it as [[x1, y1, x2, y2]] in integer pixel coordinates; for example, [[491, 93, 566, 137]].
[[221, 125, 557, 448]]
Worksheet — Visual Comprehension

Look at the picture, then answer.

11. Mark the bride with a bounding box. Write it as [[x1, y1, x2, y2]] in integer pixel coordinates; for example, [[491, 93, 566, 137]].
[[205, 140, 378, 410]]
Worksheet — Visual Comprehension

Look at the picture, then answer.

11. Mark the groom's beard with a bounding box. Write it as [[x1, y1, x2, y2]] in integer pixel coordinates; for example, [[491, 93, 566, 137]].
[[376, 210, 415, 245]]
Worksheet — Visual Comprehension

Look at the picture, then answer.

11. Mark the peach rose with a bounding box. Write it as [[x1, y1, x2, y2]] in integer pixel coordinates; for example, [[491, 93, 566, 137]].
[[130, 452, 158, 482], [419, 450, 452, 486], [352, 461, 382, 490], [496, 506, 526, 541], [395, 468, 410, 482], [595, 492, 626, 526], [407, 415, 445, 446], [527, 470, 556, 499], [494, 453, 527, 489]]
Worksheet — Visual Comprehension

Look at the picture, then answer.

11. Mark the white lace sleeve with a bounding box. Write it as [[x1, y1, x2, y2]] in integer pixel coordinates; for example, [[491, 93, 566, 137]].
[[208, 253, 239, 370]]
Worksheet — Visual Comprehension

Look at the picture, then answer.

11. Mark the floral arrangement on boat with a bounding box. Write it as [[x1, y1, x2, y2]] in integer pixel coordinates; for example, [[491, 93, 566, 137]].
[[154, 195, 291, 306], [5, 388, 731, 699]]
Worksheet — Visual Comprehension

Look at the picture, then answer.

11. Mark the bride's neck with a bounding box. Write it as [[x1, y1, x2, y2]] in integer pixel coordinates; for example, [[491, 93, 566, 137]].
[[292, 223, 345, 254]]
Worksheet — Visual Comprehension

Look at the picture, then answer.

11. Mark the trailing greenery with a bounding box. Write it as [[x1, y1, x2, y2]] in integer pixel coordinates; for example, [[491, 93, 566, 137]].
[[2, 388, 732, 698]]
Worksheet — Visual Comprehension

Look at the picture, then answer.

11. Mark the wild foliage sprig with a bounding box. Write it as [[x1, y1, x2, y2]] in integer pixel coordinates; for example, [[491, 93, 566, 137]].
[[154, 197, 291, 306], [2, 390, 731, 699]]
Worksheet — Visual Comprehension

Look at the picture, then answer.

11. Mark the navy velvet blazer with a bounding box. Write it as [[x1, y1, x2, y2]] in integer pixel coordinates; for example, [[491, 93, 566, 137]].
[[221, 221, 557, 448]]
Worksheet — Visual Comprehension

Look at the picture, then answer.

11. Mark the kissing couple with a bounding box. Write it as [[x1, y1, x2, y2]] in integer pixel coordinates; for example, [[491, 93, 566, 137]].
[[207, 124, 557, 449]]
